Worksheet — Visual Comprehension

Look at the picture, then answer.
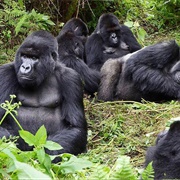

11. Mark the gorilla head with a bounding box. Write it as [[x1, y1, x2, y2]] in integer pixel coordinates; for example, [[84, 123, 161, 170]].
[[58, 18, 89, 40], [97, 13, 121, 48], [57, 31, 84, 60], [14, 31, 58, 88]]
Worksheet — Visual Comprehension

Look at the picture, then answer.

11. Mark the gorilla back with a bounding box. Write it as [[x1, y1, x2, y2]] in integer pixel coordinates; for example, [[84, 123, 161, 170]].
[[0, 30, 87, 162], [98, 40, 180, 102]]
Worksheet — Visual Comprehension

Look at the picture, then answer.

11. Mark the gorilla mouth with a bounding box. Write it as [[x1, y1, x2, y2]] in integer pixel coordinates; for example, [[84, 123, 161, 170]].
[[19, 76, 34, 81]]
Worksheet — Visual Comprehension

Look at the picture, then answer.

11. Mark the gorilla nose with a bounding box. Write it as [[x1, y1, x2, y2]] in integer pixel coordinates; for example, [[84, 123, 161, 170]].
[[20, 63, 32, 74]]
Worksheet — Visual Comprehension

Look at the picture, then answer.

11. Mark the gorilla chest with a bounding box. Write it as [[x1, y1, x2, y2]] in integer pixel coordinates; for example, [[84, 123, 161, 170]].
[[17, 76, 61, 108], [14, 76, 62, 133], [103, 46, 129, 60]]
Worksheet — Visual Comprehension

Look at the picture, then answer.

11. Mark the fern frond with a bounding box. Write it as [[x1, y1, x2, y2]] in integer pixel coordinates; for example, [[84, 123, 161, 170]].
[[15, 13, 27, 35], [141, 162, 154, 180]]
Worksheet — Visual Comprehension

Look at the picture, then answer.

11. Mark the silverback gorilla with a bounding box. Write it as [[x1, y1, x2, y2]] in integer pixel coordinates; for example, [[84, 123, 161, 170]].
[[145, 121, 180, 179], [98, 40, 180, 102], [85, 13, 141, 71], [0, 30, 87, 162]]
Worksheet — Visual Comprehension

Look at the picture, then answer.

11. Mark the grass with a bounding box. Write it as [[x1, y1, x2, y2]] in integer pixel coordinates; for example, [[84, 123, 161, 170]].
[[84, 98, 180, 169]]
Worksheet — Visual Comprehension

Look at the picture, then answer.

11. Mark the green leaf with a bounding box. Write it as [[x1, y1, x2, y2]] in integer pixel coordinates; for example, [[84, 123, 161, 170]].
[[15, 160, 51, 179], [137, 28, 147, 42], [19, 130, 35, 146], [36, 148, 45, 164], [59, 155, 93, 174], [44, 140, 62, 151], [43, 154, 52, 173], [141, 162, 154, 180], [3, 149, 51, 179], [124, 21, 134, 28], [15, 13, 27, 35], [111, 156, 137, 180], [34, 125, 47, 146]]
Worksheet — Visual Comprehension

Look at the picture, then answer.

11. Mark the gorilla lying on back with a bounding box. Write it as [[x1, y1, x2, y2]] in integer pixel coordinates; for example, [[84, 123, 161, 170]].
[[145, 121, 180, 179], [98, 40, 180, 102], [85, 13, 141, 71], [0, 30, 87, 162], [57, 18, 100, 95]]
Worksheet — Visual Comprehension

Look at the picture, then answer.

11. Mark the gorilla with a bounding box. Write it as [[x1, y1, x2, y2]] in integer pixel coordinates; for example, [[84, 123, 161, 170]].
[[85, 13, 141, 71], [98, 40, 180, 102], [0, 30, 87, 162], [170, 60, 180, 83], [57, 20, 100, 95], [58, 17, 89, 44], [144, 121, 180, 179]]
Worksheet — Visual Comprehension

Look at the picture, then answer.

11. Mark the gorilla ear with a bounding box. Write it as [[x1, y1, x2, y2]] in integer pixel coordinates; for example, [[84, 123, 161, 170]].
[[169, 121, 180, 133], [51, 52, 58, 61]]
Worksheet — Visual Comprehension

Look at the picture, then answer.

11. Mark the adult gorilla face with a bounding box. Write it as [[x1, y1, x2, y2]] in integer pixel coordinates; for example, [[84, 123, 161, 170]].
[[98, 13, 121, 47], [14, 31, 57, 88]]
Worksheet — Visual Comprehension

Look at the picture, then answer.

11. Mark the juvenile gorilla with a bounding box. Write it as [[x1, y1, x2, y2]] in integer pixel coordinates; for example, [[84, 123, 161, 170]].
[[85, 13, 141, 71], [58, 17, 89, 44], [0, 30, 87, 161], [98, 40, 180, 102], [145, 121, 180, 179], [57, 19, 100, 95]]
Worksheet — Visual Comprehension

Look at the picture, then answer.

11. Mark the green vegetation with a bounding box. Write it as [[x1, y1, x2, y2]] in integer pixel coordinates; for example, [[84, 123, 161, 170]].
[[1, 96, 180, 179], [0, 0, 180, 179]]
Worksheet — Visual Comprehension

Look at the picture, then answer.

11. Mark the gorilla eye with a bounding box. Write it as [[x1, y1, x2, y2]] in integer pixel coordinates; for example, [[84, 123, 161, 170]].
[[32, 56, 38, 60], [22, 54, 27, 58]]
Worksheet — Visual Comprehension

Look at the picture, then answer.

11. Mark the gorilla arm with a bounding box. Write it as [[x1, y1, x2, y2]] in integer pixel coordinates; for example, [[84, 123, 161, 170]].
[[0, 63, 19, 115], [61, 55, 100, 95], [85, 33, 104, 71], [0, 62, 19, 138], [0, 63, 19, 104], [124, 41, 180, 99], [120, 25, 141, 52], [48, 64, 87, 157]]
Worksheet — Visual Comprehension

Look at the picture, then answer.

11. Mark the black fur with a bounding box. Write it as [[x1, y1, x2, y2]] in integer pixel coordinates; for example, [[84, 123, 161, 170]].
[[0, 30, 87, 162], [57, 22, 100, 95], [145, 121, 180, 179], [85, 13, 141, 71], [98, 40, 180, 102], [58, 17, 89, 44]]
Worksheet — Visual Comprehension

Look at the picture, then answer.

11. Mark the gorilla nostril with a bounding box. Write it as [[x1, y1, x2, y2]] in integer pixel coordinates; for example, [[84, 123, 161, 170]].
[[26, 65, 31, 70], [20, 64, 31, 74]]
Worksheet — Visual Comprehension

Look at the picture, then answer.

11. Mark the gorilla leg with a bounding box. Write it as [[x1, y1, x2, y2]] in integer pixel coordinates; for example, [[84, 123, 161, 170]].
[[98, 58, 123, 101]]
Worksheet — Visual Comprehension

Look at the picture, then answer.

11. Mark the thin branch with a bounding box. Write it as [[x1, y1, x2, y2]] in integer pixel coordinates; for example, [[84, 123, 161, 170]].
[[48, 0, 62, 17], [86, 0, 95, 17], [76, 0, 81, 18]]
